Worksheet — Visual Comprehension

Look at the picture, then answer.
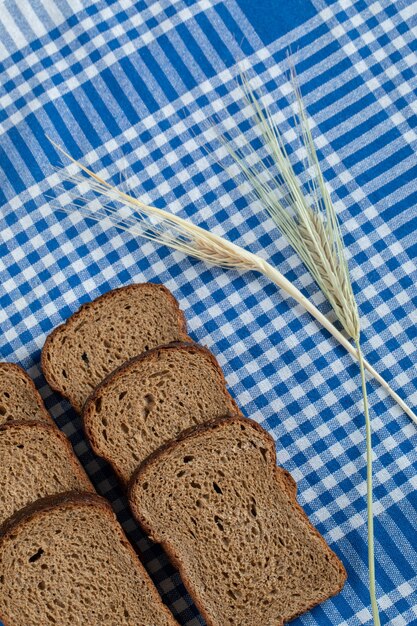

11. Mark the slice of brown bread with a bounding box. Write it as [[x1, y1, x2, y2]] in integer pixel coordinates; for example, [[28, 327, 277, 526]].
[[130, 416, 347, 626], [83, 342, 241, 485], [0, 363, 52, 426], [0, 422, 93, 526], [0, 492, 179, 626], [42, 283, 189, 413]]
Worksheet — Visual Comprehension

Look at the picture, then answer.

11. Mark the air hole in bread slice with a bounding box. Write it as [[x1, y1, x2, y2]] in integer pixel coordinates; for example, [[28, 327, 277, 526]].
[[260, 447, 268, 462], [29, 547, 44, 563], [212, 481, 223, 495]]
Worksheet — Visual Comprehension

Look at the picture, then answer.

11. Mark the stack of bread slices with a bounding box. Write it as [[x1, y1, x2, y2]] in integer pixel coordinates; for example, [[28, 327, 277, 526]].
[[0, 283, 346, 626]]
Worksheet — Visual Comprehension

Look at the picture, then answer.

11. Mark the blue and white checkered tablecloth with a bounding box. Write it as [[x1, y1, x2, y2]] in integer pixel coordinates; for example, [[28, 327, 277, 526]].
[[1, 0, 416, 624]]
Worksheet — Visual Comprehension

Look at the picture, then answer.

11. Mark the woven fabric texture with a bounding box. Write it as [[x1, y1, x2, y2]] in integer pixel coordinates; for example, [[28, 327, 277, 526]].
[[0, 1, 416, 624]]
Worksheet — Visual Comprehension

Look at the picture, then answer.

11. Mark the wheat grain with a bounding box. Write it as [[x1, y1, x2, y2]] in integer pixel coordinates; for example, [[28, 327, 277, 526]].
[[297, 207, 359, 339]]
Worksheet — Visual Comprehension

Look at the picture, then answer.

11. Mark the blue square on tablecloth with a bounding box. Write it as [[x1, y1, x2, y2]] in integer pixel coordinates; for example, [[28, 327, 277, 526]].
[[238, 0, 317, 43]]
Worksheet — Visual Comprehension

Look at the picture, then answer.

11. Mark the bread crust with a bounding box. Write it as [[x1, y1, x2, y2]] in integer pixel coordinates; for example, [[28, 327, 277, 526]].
[[0, 491, 179, 626], [0, 362, 53, 425], [129, 415, 347, 626], [83, 342, 242, 485], [0, 490, 104, 538], [41, 283, 190, 412]]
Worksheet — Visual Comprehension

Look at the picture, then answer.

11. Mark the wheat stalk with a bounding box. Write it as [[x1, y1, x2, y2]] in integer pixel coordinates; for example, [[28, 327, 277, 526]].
[[218, 69, 384, 625], [47, 84, 414, 621]]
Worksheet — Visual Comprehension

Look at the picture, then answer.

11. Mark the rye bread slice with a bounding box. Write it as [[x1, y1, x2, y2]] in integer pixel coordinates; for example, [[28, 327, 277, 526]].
[[42, 283, 189, 413], [0, 421, 93, 526], [0, 363, 52, 426], [130, 416, 347, 626], [83, 342, 241, 485], [0, 492, 179, 626]]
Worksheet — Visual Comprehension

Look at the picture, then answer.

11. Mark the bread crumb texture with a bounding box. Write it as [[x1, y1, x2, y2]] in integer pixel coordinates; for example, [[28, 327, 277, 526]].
[[0, 423, 93, 526], [0, 364, 51, 426]]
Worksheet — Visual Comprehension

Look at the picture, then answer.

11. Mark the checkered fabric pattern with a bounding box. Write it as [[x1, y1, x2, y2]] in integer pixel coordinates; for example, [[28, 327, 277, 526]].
[[1, 0, 417, 624]]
